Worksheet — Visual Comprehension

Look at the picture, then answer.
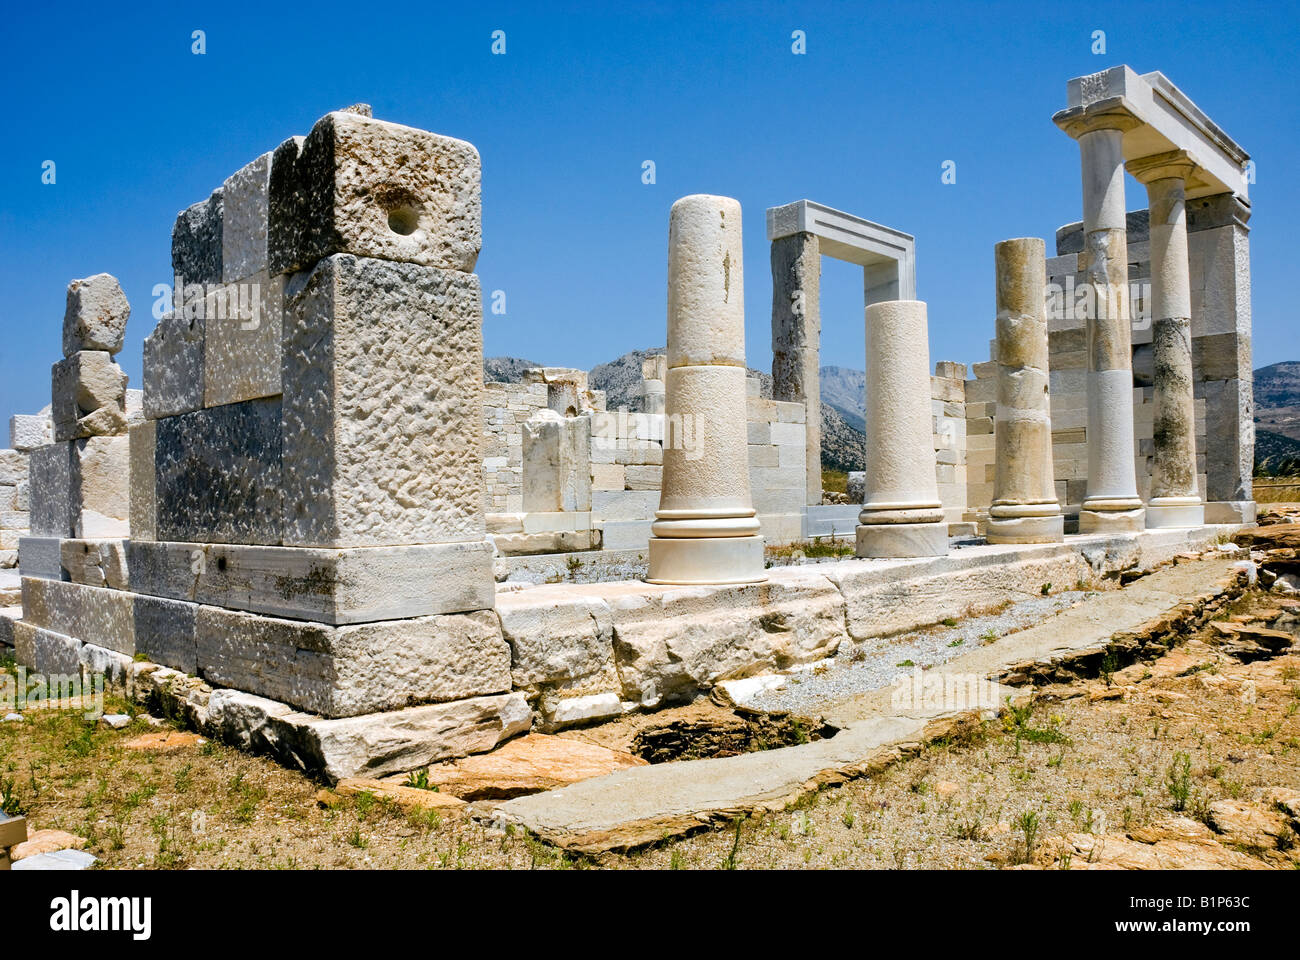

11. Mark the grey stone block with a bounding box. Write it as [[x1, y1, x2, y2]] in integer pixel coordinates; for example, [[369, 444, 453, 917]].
[[194, 606, 511, 718], [51, 351, 127, 441], [282, 255, 484, 547], [133, 594, 198, 675], [142, 311, 205, 419], [268, 112, 481, 275], [28, 443, 73, 538], [126, 539, 493, 624], [63, 273, 129, 356], [203, 272, 283, 408], [171, 189, 223, 285], [128, 421, 156, 541], [221, 152, 273, 282], [13, 621, 82, 675], [18, 537, 64, 581], [155, 397, 284, 545]]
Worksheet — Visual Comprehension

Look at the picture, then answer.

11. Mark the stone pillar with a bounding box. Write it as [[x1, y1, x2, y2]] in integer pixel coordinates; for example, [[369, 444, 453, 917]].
[[987, 238, 1064, 544], [1059, 111, 1146, 533], [856, 300, 947, 558], [1127, 150, 1204, 528], [771, 232, 821, 506], [648, 195, 765, 584]]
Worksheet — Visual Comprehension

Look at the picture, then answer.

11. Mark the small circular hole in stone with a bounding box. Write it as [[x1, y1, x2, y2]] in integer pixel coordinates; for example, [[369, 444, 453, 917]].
[[387, 205, 420, 236]]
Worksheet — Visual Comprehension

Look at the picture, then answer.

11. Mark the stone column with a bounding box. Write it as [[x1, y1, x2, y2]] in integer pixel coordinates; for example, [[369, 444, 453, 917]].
[[987, 238, 1064, 544], [647, 195, 765, 584], [856, 300, 947, 558], [1127, 150, 1204, 528], [1057, 110, 1146, 533], [770, 232, 821, 506]]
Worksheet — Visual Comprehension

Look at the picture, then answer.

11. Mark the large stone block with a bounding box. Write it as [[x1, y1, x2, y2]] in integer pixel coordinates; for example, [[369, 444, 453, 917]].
[[128, 421, 156, 541], [13, 621, 82, 675], [522, 411, 591, 512], [268, 111, 481, 275], [20, 577, 135, 655], [51, 351, 127, 441], [133, 594, 199, 675], [126, 539, 493, 624], [221, 152, 273, 282], [155, 397, 283, 545], [496, 590, 617, 700], [203, 272, 284, 408], [71, 436, 129, 538], [172, 189, 223, 285], [194, 606, 511, 718], [0, 450, 26, 486], [282, 255, 484, 547], [18, 537, 64, 580], [27, 443, 73, 538], [10, 414, 51, 452], [142, 312, 205, 419], [63, 273, 129, 356], [59, 539, 129, 590]]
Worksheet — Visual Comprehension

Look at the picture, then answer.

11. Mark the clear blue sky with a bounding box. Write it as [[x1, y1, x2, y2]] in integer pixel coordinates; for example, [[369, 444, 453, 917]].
[[1, 0, 1295, 419]]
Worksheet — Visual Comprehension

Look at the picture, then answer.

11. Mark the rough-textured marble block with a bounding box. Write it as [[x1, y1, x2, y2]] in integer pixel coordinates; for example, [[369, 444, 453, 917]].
[[155, 397, 284, 545], [221, 152, 273, 282], [20, 577, 135, 656], [51, 351, 127, 441], [59, 539, 129, 590], [195, 607, 511, 718], [10, 414, 52, 451], [63, 273, 129, 357], [28, 443, 73, 537], [71, 436, 130, 538], [127, 539, 493, 624], [0, 450, 26, 486], [142, 312, 205, 419], [282, 255, 484, 547], [172, 189, 223, 285], [128, 421, 156, 541], [268, 112, 481, 275], [203, 272, 283, 408]]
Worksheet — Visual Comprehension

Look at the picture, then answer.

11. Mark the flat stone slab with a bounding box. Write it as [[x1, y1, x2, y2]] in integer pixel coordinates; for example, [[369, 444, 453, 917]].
[[11, 849, 97, 870], [489, 558, 1245, 852]]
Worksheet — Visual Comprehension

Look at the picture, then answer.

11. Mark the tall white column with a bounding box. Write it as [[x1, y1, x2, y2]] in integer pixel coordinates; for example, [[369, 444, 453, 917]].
[[987, 237, 1064, 544], [856, 300, 947, 558], [647, 195, 765, 585], [1059, 112, 1146, 533], [1128, 151, 1204, 528]]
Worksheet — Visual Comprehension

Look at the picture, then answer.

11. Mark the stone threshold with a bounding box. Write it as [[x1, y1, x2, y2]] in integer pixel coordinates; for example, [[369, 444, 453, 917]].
[[484, 557, 1250, 852]]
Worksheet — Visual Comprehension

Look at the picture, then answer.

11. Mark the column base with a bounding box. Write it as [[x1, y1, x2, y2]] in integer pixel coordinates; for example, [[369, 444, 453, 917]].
[[986, 514, 1065, 544], [855, 521, 948, 559], [646, 536, 766, 585], [1204, 501, 1256, 525], [1145, 499, 1205, 529], [1079, 507, 1146, 534]]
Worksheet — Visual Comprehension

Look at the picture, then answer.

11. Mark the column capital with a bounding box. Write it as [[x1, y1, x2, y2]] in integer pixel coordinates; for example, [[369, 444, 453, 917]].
[[1126, 149, 1197, 185], [1052, 97, 1143, 140]]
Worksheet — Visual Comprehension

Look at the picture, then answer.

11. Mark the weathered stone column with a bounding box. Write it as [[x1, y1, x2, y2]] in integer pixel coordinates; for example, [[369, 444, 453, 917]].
[[1127, 151, 1204, 528], [647, 195, 765, 584], [1057, 109, 1146, 533], [770, 232, 821, 506], [856, 300, 947, 558], [987, 238, 1064, 544]]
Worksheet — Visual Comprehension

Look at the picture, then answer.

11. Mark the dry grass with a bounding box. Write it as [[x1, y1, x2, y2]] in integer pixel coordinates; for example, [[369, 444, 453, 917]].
[[1253, 481, 1300, 504]]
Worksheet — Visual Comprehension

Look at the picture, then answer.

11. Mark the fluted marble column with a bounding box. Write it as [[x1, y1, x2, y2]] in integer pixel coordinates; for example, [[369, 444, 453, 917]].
[[856, 300, 947, 558], [1057, 109, 1146, 533], [987, 238, 1064, 544], [646, 195, 765, 584], [1127, 150, 1204, 528]]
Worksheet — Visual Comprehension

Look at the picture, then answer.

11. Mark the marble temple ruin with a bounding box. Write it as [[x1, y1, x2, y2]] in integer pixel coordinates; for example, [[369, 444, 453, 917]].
[[0, 66, 1259, 779]]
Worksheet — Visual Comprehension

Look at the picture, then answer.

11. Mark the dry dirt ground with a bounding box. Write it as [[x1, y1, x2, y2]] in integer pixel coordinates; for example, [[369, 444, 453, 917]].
[[1, 590, 1297, 871]]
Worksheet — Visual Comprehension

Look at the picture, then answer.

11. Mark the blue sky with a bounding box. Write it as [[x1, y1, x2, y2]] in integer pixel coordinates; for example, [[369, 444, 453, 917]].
[[1, 1, 1295, 419]]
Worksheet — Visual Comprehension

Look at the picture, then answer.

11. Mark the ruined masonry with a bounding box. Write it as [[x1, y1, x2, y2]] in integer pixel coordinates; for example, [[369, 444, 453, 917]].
[[2, 65, 1262, 780]]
